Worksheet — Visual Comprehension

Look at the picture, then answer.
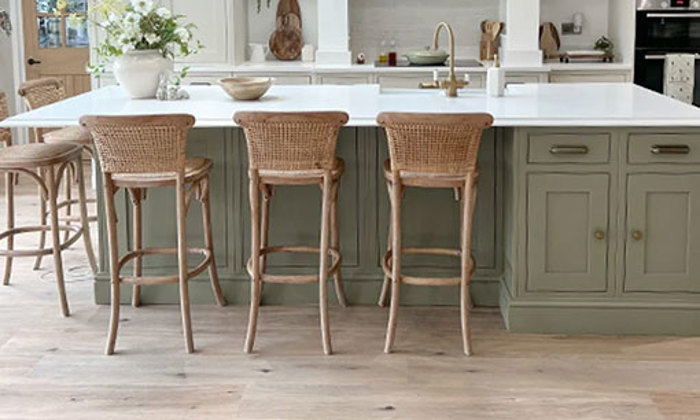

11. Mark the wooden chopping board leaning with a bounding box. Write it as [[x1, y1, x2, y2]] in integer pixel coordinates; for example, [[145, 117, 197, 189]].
[[269, 0, 303, 60], [480, 21, 504, 61], [539, 22, 561, 59]]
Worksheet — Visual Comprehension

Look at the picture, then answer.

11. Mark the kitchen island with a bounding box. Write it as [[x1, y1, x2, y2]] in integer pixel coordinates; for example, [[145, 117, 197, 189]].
[[4, 83, 700, 335]]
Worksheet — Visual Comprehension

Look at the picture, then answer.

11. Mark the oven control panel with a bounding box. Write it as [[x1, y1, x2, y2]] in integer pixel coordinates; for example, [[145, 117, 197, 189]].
[[638, 0, 700, 9]]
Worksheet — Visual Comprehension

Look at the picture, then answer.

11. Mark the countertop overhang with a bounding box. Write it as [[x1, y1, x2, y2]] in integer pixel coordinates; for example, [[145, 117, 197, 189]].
[[4, 83, 700, 128]]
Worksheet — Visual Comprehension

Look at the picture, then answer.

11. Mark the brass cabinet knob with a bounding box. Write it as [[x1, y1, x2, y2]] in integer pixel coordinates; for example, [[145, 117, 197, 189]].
[[594, 230, 606, 240], [632, 231, 644, 241]]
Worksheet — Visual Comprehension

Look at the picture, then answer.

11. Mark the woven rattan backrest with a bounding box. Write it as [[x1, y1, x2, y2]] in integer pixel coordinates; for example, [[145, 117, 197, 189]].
[[0, 92, 10, 144], [234, 112, 349, 171], [80, 114, 195, 174], [378, 113, 494, 175], [17, 78, 65, 110]]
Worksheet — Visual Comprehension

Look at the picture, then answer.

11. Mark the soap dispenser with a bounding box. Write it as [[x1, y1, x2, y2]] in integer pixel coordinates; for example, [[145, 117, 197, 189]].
[[487, 54, 505, 97]]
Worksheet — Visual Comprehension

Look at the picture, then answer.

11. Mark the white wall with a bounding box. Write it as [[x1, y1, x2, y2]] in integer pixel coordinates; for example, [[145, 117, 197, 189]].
[[540, 0, 610, 51], [349, 0, 500, 61], [246, 0, 317, 61], [0, 0, 15, 117]]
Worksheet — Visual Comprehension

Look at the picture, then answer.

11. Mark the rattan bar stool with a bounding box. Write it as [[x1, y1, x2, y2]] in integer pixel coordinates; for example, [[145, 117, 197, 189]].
[[0, 143, 97, 317], [234, 111, 349, 355], [376, 112, 494, 356], [18, 78, 97, 269], [80, 114, 227, 355]]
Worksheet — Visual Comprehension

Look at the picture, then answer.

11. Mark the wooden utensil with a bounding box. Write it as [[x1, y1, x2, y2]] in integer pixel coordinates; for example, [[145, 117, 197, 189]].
[[269, 0, 304, 61], [480, 20, 503, 61]]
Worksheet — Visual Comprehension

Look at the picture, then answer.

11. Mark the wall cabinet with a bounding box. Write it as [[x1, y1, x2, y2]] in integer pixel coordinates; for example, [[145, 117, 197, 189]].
[[625, 174, 700, 293], [526, 173, 610, 292]]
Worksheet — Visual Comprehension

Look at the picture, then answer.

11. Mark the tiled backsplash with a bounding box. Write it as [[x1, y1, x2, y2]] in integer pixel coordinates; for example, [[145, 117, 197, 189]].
[[245, 0, 612, 63], [349, 0, 499, 61]]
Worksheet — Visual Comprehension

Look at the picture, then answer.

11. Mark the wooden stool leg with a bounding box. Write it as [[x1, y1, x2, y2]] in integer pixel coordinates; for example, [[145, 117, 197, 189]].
[[75, 162, 97, 275], [103, 174, 120, 355], [130, 188, 142, 308], [63, 165, 72, 243], [330, 181, 348, 308], [245, 172, 262, 354], [47, 167, 69, 317], [319, 174, 333, 355], [260, 185, 271, 276], [378, 181, 393, 307], [201, 178, 226, 307], [3, 172, 14, 286], [384, 179, 402, 354], [461, 177, 477, 356], [176, 174, 194, 354], [33, 169, 47, 270]]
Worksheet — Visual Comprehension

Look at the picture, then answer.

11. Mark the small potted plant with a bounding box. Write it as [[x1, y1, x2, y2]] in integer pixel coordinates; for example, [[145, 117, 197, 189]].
[[594, 36, 614, 55], [59, 0, 202, 99]]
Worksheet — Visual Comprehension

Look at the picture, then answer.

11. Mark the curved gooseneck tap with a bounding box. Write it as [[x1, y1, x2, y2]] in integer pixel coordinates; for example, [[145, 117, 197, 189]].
[[423, 22, 466, 97]]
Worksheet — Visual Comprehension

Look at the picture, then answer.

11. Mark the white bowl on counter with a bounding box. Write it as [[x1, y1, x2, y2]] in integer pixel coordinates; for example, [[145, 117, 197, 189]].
[[219, 77, 273, 101]]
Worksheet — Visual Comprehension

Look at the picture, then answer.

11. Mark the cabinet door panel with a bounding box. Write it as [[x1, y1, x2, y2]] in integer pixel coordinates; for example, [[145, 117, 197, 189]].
[[527, 174, 610, 292], [625, 174, 700, 292]]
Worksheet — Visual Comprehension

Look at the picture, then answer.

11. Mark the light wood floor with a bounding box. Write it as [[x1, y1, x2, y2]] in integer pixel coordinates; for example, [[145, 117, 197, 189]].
[[1, 177, 700, 419]]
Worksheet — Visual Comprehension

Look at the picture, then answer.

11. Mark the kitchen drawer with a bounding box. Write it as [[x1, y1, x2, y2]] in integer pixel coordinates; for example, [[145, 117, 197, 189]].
[[377, 74, 427, 89], [628, 134, 700, 164], [528, 133, 611, 164], [318, 75, 371, 85]]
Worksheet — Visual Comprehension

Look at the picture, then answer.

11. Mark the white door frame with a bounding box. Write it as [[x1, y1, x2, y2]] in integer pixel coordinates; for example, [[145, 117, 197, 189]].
[[9, 0, 27, 142]]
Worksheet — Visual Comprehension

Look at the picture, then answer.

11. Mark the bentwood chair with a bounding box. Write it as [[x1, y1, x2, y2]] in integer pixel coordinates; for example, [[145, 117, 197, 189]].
[[80, 114, 227, 355], [18, 78, 96, 269], [0, 142, 96, 316], [234, 111, 349, 355], [377, 112, 494, 356]]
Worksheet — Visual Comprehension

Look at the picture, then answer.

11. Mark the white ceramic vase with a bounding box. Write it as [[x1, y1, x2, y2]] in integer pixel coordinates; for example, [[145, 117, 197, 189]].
[[113, 50, 173, 99]]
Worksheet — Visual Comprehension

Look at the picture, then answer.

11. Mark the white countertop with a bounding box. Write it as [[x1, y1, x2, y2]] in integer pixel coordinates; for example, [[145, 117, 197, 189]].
[[4, 83, 700, 128]]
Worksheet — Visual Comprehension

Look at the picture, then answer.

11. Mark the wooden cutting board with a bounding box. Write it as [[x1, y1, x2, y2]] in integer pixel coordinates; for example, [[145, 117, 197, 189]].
[[539, 22, 561, 59], [269, 0, 303, 61]]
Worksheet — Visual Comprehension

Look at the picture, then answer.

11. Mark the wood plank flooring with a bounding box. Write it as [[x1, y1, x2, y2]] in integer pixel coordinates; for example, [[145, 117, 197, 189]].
[[1, 177, 700, 419]]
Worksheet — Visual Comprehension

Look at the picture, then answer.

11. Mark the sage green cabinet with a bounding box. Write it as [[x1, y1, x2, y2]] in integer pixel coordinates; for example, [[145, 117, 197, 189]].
[[625, 174, 700, 293], [526, 173, 610, 292]]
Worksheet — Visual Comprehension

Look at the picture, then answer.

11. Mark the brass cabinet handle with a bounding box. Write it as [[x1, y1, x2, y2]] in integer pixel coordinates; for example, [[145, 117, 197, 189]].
[[650, 144, 691, 155], [631, 231, 644, 241], [549, 145, 589, 155], [594, 230, 606, 240]]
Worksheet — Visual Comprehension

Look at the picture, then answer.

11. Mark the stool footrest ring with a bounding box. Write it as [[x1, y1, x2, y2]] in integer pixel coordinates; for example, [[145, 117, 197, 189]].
[[246, 246, 342, 284], [382, 247, 476, 287], [0, 225, 83, 257], [117, 247, 212, 286]]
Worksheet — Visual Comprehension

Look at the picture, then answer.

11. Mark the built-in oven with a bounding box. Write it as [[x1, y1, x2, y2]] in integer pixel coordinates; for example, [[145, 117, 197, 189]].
[[635, 0, 700, 105]]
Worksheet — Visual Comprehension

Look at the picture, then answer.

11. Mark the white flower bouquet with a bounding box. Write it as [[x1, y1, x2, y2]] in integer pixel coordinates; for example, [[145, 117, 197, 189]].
[[56, 0, 202, 77]]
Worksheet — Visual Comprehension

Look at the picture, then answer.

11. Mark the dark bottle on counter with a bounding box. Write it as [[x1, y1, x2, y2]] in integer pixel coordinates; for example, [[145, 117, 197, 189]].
[[388, 36, 397, 66]]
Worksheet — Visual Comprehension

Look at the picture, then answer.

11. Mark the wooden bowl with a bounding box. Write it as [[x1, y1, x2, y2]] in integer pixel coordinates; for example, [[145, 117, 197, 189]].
[[219, 77, 272, 100]]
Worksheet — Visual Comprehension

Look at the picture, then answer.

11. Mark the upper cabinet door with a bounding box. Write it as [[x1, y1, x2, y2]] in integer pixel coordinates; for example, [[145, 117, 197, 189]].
[[166, 0, 232, 64], [625, 174, 700, 293], [526, 173, 610, 293]]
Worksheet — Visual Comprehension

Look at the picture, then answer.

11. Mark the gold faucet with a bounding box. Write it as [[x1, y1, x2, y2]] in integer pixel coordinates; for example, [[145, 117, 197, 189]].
[[419, 22, 467, 97]]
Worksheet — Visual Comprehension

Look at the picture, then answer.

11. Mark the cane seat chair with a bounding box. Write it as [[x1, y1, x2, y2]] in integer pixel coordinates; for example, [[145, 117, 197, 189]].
[[0, 142, 97, 316], [234, 111, 349, 355], [18, 78, 97, 270], [80, 114, 227, 355], [376, 112, 494, 356]]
